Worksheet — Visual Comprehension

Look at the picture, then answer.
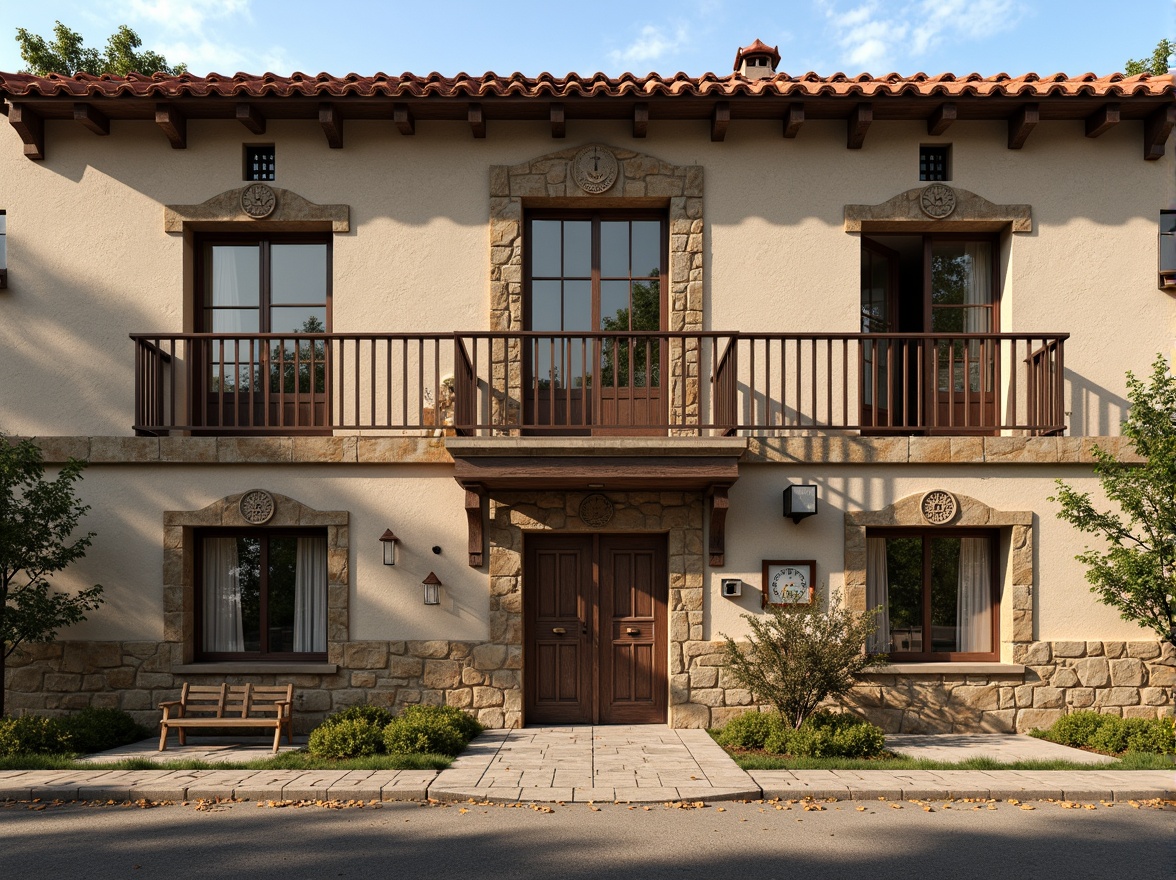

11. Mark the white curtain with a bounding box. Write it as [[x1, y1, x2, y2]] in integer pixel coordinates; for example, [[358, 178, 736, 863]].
[[866, 538, 891, 653], [962, 242, 992, 331], [957, 537, 992, 652], [294, 536, 328, 653], [203, 537, 244, 652]]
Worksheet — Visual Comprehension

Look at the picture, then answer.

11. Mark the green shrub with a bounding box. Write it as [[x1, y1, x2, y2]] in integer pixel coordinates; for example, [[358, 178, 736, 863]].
[[383, 706, 469, 756], [714, 711, 787, 750], [307, 718, 386, 759], [1123, 718, 1176, 755], [320, 705, 395, 730], [0, 715, 74, 756], [397, 705, 482, 742], [762, 711, 886, 758], [1039, 711, 1114, 748], [59, 708, 150, 754]]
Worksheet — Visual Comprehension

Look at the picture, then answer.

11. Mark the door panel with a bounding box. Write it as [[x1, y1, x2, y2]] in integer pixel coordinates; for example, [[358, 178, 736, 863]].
[[524, 533, 667, 725]]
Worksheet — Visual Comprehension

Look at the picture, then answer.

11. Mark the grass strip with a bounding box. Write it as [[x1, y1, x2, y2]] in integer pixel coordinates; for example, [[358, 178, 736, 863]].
[[731, 751, 1173, 771], [0, 752, 451, 771]]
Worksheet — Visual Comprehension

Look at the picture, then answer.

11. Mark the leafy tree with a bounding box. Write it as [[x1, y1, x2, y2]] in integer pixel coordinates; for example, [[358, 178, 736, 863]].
[[1, 436, 103, 716], [1126, 39, 1173, 75], [720, 592, 885, 729], [15, 21, 185, 76], [1051, 354, 1176, 650], [600, 273, 660, 388]]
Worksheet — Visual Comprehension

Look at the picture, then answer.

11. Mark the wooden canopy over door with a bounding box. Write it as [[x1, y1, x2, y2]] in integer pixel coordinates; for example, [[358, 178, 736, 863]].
[[524, 533, 668, 724]]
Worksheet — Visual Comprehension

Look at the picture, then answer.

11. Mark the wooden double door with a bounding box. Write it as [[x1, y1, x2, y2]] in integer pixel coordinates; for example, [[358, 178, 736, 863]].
[[524, 533, 668, 724]]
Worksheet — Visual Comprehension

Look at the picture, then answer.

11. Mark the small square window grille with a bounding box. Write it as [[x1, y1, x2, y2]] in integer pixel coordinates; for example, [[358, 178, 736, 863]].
[[0, 209, 7, 289], [245, 145, 275, 181], [919, 145, 950, 181]]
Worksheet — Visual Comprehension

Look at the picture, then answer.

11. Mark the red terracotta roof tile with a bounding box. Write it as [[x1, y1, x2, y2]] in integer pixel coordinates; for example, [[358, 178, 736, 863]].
[[0, 70, 1171, 100]]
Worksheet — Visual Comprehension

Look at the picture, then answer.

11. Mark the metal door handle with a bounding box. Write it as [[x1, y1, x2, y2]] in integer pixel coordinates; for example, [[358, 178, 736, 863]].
[[625, 627, 639, 635], [552, 627, 566, 635]]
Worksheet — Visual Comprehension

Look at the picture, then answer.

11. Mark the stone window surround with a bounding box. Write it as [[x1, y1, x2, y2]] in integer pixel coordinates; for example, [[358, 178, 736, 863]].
[[844, 186, 1033, 234], [844, 492, 1033, 664], [162, 490, 349, 669], [489, 145, 704, 428]]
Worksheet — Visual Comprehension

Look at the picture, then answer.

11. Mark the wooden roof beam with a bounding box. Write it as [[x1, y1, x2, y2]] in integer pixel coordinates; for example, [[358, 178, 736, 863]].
[[1144, 104, 1176, 160], [155, 104, 186, 149], [73, 102, 109, 136], [847, 103, 871, 149], [783, 103, 804, 138], [9, 104, 44, 160], [235, 103, 266, 135], [927, 102, 956, 136], [468, 103, 486, 138], [550, 102, 565, 138], [1084, 103, 1119, 138], [1008, 103, 1038, 150], [711, 101, 730, 142], [633, 102, 648, 138], [319, 102, 342, 148], [393, 104, 415, 135]]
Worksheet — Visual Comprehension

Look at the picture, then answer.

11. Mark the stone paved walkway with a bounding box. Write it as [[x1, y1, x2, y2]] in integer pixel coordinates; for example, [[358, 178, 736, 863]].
[[0, 729, 1172, 805]]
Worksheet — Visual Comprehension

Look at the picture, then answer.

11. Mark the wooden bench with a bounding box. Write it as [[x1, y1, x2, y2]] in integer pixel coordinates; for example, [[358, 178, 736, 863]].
[[158, 683, 294, 752]]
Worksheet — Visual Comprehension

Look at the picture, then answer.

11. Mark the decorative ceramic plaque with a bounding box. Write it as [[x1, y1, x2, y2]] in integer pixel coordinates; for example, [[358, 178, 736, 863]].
[[239, 489, 276, 524], [578, 493, 615, 528], [241, 184, 277, 219], [920, 489, 958, 525], [572, 146, 619, 194], [919, 183, 957, 219]]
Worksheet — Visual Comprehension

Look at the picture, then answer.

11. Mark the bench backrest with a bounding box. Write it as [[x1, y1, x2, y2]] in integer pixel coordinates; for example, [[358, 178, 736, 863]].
[[177, 682, 294, 717]]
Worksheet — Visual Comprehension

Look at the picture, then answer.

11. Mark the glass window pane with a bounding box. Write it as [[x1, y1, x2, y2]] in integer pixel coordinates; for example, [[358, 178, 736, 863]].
[[531, 281, 562, 331], [885, 537, 923, 653], [270, 338, 328, 394], [237, 537, 262, 653], [631, 221, 661, 277], [600, 222, 629, 277], [270, 306, 326, 334], [630, 279, 660, 331], [563, 221, 591, 277], [930, 537, 962, 653], [563, 280, 591, 331], [206, 309, 260, 334], [206, 246, 260, 308], [266, 537, 298, 654], [531, 221, 562, 277], [270, 245, 327, 305], [932, 241, 992, 307], [600, 280, 630, 330]]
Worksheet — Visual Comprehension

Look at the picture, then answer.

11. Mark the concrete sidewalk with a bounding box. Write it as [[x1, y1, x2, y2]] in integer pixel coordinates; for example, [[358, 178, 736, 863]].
[[1, 728, 1172, 805]]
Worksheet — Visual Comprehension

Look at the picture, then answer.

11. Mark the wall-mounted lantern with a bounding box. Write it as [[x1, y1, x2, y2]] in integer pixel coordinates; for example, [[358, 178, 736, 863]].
[[783, 484, 818, 524], [721, 578, 743, 598], [422, 572, 442, 606], [379, 529, 399, 565]]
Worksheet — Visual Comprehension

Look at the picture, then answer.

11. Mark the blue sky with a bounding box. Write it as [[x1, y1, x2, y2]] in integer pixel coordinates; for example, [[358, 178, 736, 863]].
[[0, 0, 1172, 78]]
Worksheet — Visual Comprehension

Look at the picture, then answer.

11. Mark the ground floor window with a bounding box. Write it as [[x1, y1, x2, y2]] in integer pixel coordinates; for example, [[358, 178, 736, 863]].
[[197, 530, 327, 659], [866, 529, 998, 661]]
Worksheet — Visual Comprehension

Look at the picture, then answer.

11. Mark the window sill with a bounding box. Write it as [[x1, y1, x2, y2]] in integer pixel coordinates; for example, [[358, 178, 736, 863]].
[[862, 662, 1025, 675], [172, 662, 338, 675]]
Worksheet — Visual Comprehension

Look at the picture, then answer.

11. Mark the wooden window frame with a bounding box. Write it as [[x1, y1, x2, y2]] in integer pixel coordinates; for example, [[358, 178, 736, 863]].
[[868, 527, 1001, 662], [194, 527, 328, 662]]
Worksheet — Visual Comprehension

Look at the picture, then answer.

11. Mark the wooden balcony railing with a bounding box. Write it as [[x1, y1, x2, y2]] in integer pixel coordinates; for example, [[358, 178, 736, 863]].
[[131, 331, 1068, 437]]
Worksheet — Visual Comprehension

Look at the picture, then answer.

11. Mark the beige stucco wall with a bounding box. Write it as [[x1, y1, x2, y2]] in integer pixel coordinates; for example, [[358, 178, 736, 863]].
[[0, 117, 1172, 437]]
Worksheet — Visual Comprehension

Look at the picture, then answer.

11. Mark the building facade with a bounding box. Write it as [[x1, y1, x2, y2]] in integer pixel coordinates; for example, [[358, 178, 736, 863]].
[[1, 43, 1174, 733]]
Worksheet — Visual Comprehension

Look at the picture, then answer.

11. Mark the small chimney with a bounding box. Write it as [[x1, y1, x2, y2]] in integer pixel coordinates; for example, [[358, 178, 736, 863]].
[[734, 39, 780, 80]]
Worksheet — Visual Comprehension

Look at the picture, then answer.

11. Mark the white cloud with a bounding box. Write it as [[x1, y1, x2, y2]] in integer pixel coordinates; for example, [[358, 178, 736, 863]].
[[121, 0, 290, 74], [608, 22, 692, 69], [824, 0, 1021, 72], [128, 0, 250, 33]]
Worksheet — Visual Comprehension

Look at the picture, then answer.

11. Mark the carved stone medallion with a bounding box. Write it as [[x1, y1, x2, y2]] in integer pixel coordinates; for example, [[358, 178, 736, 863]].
[[920, 490, 958, 525], [241, 184, 277, 219], [919, 183, 957, 219], [239, 489, 276, 524], [572, 146, 619, 194], [578, 494, 615, 528]]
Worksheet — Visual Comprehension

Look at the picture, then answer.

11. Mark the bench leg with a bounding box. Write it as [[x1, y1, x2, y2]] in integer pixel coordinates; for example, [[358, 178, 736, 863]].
[[272, 724, 282, 753], [158, 724, 169, 752]]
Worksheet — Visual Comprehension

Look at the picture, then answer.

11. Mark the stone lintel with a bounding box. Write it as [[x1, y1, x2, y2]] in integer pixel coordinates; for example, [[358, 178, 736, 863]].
[[164, 186, 350, 233], [845, 186, 1032, 234]]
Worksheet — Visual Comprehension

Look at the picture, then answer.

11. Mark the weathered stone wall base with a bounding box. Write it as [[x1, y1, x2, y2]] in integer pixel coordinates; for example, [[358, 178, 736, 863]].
[[5, 639, 520, 733]]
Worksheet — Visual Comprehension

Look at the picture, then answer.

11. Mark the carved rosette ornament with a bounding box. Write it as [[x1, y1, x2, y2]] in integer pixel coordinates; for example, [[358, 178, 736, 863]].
[[239, 489, 276, 524], [241, 184, 277, 219], [578, 494, 615, 528], [920, 490, 959, 525], [919, 183, 957, 219], [572, 145, 619, 194]]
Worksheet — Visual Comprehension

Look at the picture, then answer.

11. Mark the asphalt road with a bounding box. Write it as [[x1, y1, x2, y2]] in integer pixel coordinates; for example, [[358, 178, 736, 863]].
[[1, 798, 1172, 880]]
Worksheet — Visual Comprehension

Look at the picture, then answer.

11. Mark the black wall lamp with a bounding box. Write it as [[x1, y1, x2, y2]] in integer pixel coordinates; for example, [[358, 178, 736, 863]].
[[379, 530, 399, 565], [783, 484, 818, 523]]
